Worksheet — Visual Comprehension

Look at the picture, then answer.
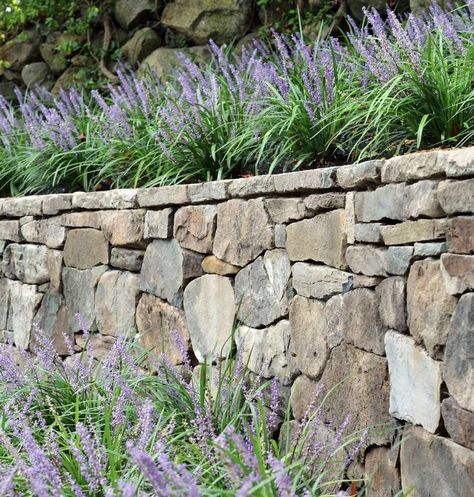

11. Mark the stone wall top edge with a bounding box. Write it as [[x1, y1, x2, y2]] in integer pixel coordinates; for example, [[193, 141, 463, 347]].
[[0, 147, 472, 219]]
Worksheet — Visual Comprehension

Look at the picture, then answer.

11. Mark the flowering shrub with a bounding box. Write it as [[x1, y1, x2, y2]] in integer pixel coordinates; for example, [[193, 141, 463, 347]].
[[0, 3, 473, 195], [0, 324, 371, 497]]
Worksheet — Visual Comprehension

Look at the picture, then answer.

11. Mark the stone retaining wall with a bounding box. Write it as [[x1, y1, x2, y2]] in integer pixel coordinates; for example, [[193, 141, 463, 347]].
[[1, 148, 473, 495]]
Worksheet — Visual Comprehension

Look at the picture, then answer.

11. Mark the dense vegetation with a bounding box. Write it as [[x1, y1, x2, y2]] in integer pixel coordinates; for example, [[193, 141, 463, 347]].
[[0, 3, 473, 195]]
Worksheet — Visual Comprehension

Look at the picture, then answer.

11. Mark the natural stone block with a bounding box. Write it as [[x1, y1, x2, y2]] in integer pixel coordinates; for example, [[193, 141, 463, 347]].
[[354, 223, 382, 243], [292, 263, 353, 299], [201, 255, 240, 276], [47, 249, 63, 290], [381, 219, 448, 245], [59, 211, 102, 228], [3, 244, 50, 284], [174, 204, 217, 253], [381, 150, 442, 183], [324, 294, 344, 348], [400, 426, 474, 497], [441, 397, 474, 450], [289, 296, 329, 378], [42, 193, 73, 215], [375, 277, 407, 331], [228, 175, 275, 198], [273, 167, 336, 193], [0, 220, 21, 242], [95, 271, 140, 337], [448, 217, 474, 254], [385, 331, 442, 433], [344, 191, 356, 245], [63, 229, 109, 269], [100, 210, 145, 246], [290, 374, 318, 420], [413, 241, 447, 257], [404, 180, 444, 218], [286, 209, 347, 269], [237, 320, 295, 385], [213, 198, 274, 267], [346, 245, 412, 277], [437, 178, 474, 214], [136, 293, 190, 366], [144, 209, 173, 239], [264, 198, 306, 224], [75, 334, 116, 361], [137, 184, 188, 207], [304, 192, 346, 213], [110, 248, 144, 272], [336, 159, 382, 189], [440, 253, 474, 295], [0, 278, 11, 329], [353, 275, 383, 288], [188, 181, 229, 202], [20, 219, 66, 248], [442, 147, 474, 177], [274, 224, 286, 248], [384, 246, 414, 275], [72, 189, 137, 210], [183, 274, 235, 362], [0, 196, 43, 217], [407, 259, 457, 358], [365, 447, 401, 497], [235, 249, 291, 327], [444, 293, 474, 412]]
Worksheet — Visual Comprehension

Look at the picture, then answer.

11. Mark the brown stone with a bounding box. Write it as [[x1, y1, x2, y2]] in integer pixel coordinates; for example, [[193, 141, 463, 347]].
[[365, 446, 401, 497], [100, 210, 145, 246], [60, 211, 102, 228], [264, 198, 306, 224], [381, 219, 448, 245], [75, 334, 116, 361], [448, 217, 474, 254], [201, 255, 240, 275], [174, 204, 217, 253], [0, 220, 21, 242], [63, 229, 109, 269], [440, 253, 474, 295], [442, 397, 474, 450]]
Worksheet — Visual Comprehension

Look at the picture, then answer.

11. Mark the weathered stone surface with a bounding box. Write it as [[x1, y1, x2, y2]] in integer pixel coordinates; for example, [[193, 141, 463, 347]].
[[324, 294, 344, 348], [95, 271, 140, 337], [385, 246, 414, 275], [201, 255, 240, 275], [237, 320, 295, 384], [444, 293, 474, 412], [115, 0, 154, 29], [264, 198, 306, 224], [346, 245, 412, 277], [304, 192, 346, 213], [100, 210, 145, 246], [336, 160, 382, 189], [442, 397, 474, 450], [137, 184, 188, 207], [405, 180, 444, 219], [437, 178, 474, 214], [286, 210, 347, 269], [183, 274, 235, 362], [161, 0, 253, 45], [228, 175, 275, 198], [289, 296, 328, 378], [235, 249, 291, 327], [188, 181, 229, 202], [62, 266, 107, 332], [174, 205, 217, 253], [290, 374, 318, 420], [400, 426, 474, 497], [440, 253, 474, 295], [375, 276, 407, 331], [0, 220, 21, 242], [144, 209, 173, 239], [3, 244, 50, 284], [60, 211, 101, 228], [0, 279, 11, 329], [110, 248, 144, 272], [20, 219, 66, 248], [274, 224, 286, 248], [72, 189, 137, 210], [442, 147, 474, 177], [75, 334, 116, 361], [385, 331, 442, 433], [136, 293, 190, 366], [381, 219, 448, 245], [381, 149, 442, 183], [47, 249, 62, 290], [407, 259, 458, 357], [274, 168, 336, 193], [213, 198, 274, 267], [413, 241, 447, 257], [448, 216, 474, 254], [0, 29, 40, 72], [63, 229, 109, 269], [292, 263, 353, 299], [0, 195, 42, 217], [344, 191, 356, 244], [121, 27, 161, 66], [21, 61, 51, 88], [365, 446, 401, 497], [42, 193, 73, 215], [354, 223, 382, 243], [9, 282, 42, 349]]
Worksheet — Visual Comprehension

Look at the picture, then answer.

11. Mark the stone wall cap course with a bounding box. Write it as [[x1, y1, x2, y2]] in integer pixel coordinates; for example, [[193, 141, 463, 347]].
[[42, 193, 73, 215], [336, 159, 383, 189], [137, 184, 188, 207], [72, 189, 138, 210], [0, 196, 43, 217], [273, 167, 337, 193]]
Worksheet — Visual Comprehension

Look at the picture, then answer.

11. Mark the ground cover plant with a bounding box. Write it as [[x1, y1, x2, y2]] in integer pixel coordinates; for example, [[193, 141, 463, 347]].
[[0, 2, 473, 196], [0, 322, 377, 496]]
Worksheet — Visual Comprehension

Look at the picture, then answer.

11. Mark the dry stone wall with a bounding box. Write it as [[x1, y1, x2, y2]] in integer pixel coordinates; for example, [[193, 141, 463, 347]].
[[1, 148, 474, 495]]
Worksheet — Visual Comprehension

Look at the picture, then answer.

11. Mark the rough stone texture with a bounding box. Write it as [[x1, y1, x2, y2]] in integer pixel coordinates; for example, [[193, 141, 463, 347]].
[[354, 223, 382, 243], [400, 426, 474, 497], [235, 249, 291, 327], [137, 185, 188, 207], [413, 241, 447, 257], [405, 180, 445, 219], [213, 198, 274, 267], [407, 259, 457, 358], [100, 210, 145, 246], [183, 274, 235, 362], [290, 374, 318, 420], [286, 210, 347, 269], [144, 209, 173, 239], [0, 220, 21, 242], [228, 175, 275, 198], [274, 224, 286, 248], [75, 334, 116, 361], [188, 181, 229, 202], [20, 219, 66, 248], [365, 447, 401, 497], [381, 150, 442, 183], [0, 279, 11, 329], [444, 293, 474, 412], [174, 205, 217, 253], [62, 266, 107, 332], [441, 397, 474, 450], [72, 189, 137, 210], [289, 296, 328, 378], [201, 255, 240, 276], [304, 192, 346, 213], [385, 246, 414, 275], [437, 178, 474, 214], [0, 196, 43, 217], [381, 219, 448, 245], [274, 168, 336, 193], [440, 253, 474, 295], [42, 193, 73, 215], [110, 248, 144, 272], [264, 197, 306, 224], [385, 331, 442, 433], [336, 160, 382, 189], [375, 277, 407, 331], [136, 293, 190, 366], [3, 244, 50, 284], [63, 229, 109, 269], [47, 249, 63, 290], [237, 320, 294, 384], [346, 245, 413, 277], [324, 294, 344, 348], [448, 216, 474, 254], [114, 0, 155, 29], [121, 27, 161, 66], [95, 271, 140, 337], [292, 263, 352, 299], [344, 191, 356, 245], [60, 211, 102, 228]]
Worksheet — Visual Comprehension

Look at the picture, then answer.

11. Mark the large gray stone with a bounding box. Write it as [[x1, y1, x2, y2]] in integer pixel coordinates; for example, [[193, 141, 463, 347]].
[[3, 244, 50, 284], [292, 263, 353, 299], [346, 245, 413, 277], [385, 331, 442, 433], [100, 210, 145, 247], [375, 276, 407, 331], [381, 149, 442, 182], [114, 0, 155, 29], [0, 195, 42, 217], [437, 179, 474, 215], [42, 193, 72, 215], [121, 27, 161, 66], [183, 274, 235, 362], [21, 61, 51, 88], [400, 426, 474, 497], [234, 249, 291, 327], [442, 397, 474, 451], [137, 184, 188, 207], [354, 223, 382, 243], [63, 229, 109, 269], [95, 271, 140, 337], [440, 253, 474, 295], [336, 160, 382, 189], [72, 190, 137, 210], [20, 219, 66, 248], [444, 293, 474, 412], [144, 209, 173, 239], [286, 210, 347, 269], [264, 198, 306, 224], [213, 198, 274, 267], [174, 204, 217, 253], [110, 248, 144, 272], [273, 168, 336, 193], [0, 220, 21, 242], [289, 296, 328, 378]]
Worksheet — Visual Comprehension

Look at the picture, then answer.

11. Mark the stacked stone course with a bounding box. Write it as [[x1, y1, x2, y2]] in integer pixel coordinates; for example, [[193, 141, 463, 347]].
[[0, 147, 473, 496]]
